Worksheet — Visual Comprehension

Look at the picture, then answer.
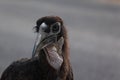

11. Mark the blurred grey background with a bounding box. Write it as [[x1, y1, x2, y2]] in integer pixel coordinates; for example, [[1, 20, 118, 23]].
[[0, 0, 120, 80]]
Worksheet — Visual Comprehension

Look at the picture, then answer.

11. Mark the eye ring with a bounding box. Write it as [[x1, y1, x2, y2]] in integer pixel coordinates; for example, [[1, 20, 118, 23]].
[[51, 22, 61, 34]]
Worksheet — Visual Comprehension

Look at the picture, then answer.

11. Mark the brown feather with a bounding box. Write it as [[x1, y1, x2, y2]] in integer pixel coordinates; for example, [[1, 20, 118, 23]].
[[0, 16, 74, 80]]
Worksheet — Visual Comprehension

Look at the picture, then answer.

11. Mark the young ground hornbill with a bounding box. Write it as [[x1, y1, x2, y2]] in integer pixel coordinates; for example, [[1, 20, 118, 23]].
[[0, 16, 74, 80]]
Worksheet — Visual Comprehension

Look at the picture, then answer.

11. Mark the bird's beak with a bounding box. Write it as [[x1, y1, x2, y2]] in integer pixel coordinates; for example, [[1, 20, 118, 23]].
[[32, 33, 41, 58], [32, 32, 57, 58], [32, 24, 64, 70]]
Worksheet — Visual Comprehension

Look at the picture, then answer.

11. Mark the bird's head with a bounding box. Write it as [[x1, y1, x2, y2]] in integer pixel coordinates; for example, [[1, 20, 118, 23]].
[[33, 16, 68, 70]]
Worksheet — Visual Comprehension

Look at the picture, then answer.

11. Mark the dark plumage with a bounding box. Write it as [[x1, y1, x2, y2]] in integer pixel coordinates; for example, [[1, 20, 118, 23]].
[[0, 16, 74, 80]]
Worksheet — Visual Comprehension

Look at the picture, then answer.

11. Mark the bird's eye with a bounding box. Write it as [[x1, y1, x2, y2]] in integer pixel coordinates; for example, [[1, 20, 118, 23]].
[[51, 22, 61, 33]]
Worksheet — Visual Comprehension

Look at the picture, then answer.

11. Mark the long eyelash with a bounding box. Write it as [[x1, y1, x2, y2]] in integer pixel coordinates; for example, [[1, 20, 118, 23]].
[[33, 26, 39, 33]]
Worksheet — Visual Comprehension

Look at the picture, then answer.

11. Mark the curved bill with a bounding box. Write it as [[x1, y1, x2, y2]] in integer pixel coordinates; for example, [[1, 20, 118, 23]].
[[32, 33, 57, 58], [32, 33, 41, 58]]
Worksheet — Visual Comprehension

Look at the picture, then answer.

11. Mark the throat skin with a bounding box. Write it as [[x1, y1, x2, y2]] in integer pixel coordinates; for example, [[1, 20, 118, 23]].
[[37, 37, 64, 71], [44, 44, 63, 70], [36, 35, 64, 71]]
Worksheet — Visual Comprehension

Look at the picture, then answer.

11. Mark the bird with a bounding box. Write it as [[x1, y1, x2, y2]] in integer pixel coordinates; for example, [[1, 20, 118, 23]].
[[0, 16, 74, 80]]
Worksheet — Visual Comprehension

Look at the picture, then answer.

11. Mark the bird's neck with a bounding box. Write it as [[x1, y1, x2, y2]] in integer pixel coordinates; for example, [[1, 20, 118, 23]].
[[38, 49, 59, 80]]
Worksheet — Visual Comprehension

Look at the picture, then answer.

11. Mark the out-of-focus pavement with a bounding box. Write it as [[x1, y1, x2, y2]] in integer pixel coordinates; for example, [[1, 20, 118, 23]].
[[0, 0, 120, 80]]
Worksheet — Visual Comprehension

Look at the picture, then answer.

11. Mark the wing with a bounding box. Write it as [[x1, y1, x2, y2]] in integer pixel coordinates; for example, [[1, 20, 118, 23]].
[[0, 62, 16, 80], [0, 58, 40, 80]]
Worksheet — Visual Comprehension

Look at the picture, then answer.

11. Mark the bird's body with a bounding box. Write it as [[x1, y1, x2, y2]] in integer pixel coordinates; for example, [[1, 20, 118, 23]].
[[1, 51, 59, 80], [0, 16, 74, 80]]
